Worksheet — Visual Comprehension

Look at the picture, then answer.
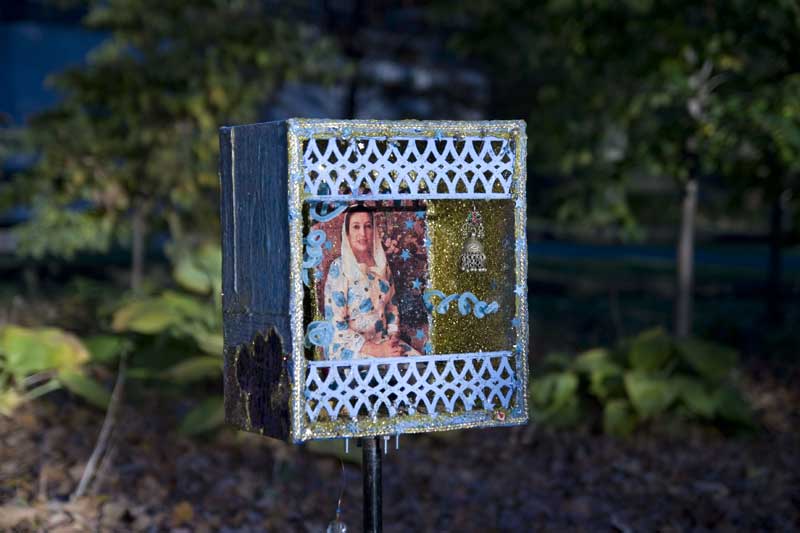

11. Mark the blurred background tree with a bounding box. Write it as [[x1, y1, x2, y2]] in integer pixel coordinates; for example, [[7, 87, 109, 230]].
[[446, 0, 800, 335], [15, 0, 336, 289]]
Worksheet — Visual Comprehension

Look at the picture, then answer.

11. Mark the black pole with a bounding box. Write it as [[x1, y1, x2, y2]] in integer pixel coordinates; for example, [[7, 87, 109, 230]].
[[362, 437, 382, 533]]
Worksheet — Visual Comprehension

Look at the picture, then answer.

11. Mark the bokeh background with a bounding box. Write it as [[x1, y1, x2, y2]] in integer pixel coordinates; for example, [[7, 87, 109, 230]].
[[1, 1, 798, 531]]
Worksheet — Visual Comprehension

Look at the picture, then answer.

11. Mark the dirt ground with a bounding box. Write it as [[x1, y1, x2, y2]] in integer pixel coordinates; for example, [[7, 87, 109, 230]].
[[1, 372, 798, 533]]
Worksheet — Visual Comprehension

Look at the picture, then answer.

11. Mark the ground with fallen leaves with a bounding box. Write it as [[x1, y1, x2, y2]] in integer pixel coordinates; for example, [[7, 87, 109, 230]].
[[1, 371, 798, 533]]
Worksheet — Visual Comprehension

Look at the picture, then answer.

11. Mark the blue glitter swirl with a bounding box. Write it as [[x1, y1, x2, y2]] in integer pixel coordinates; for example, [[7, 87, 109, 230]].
[[302, 229, 327, 286], [305, 321, 333, 347], [423, 290, 499, 319], [309, 202, 348, 222]]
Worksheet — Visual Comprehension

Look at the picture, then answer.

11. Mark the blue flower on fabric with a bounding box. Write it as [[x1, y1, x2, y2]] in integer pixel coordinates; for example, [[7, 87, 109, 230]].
[[379, 280, 390, 293], [333, 291, 346, 307], [347, 288, 360, 305], [324, 241, 333, 250], [423, 237, 431, 248], [415, 329, 425, 340], [342, 349, 354, 360], [412, 278, 422, 290], [514, 284, 525, 296], [415, 211, 425, 220], [404, 220, 415, 230], [400, 249, 411, 261], [359, 299, 374, 312], [329, 261, 340, 279], [515, 197, 525, 209], [423, 342, 433, 354]]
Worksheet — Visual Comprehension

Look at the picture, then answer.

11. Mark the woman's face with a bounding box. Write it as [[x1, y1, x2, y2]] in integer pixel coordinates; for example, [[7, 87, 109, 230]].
[[347, 212, 373, 257]]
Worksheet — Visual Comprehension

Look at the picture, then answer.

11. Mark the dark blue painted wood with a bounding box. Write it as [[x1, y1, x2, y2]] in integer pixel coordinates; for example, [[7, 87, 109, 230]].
[[219, 120, 292, 439]]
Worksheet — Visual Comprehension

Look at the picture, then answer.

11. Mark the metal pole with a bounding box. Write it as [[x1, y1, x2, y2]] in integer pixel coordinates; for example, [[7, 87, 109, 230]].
[[362, 437, 382, 533]]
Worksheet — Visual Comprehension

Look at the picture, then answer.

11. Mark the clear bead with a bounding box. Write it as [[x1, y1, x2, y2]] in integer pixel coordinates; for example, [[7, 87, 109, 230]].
[[326, 518, 347, 533]]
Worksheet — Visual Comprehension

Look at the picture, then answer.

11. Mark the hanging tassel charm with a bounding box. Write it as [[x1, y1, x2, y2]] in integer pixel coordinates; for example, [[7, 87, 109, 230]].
[[460, 205, 487, 272]]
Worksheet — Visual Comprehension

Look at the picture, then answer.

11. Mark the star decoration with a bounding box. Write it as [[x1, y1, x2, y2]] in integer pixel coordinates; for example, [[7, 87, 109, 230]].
[[514, 284, 525, 296], [404, 220, 415, 230], [423, 342, 433, 354], [415, 210, 425, 220], [515, 197, 525, 209], [412, 278, 422, 290], [415, 329, 425, 340], [324, 241, 333, 250], [314, 269, 323, 280], [422, 237, 432, 248], [400, 249, 411, 261]]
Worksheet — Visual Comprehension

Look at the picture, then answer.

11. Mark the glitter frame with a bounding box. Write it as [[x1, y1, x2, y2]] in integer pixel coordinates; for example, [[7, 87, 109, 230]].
[[287, 119, 528, 441]]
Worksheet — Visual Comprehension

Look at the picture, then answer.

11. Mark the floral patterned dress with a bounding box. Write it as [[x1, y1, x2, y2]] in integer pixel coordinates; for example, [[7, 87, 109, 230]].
[[323, 257, 418, 359]]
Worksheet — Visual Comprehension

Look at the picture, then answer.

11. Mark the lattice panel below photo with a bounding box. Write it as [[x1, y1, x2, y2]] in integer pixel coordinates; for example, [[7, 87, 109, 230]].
[[304, 352, 517, 422]]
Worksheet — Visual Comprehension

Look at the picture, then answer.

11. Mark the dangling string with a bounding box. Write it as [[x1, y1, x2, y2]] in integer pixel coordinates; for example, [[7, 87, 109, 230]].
[[326, 458, 348, 532]]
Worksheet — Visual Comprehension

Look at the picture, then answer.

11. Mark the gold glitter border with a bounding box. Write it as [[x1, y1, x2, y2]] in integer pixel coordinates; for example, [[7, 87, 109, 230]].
[[286, 119, 528, 442]]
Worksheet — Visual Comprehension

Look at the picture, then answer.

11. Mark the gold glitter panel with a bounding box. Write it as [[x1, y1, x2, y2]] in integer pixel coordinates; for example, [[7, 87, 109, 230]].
[[426, 200, 516, 354]]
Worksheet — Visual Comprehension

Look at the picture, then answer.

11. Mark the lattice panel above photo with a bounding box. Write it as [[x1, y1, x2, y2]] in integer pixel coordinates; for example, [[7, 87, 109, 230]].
[[304, 352, 517, 422], [302, 136, 516, 200]]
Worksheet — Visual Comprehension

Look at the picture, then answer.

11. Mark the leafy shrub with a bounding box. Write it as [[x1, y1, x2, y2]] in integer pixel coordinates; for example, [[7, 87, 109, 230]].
[[110, 242, 224, 434], [1, 243, 225, 434], [0, 325, 128, 414], [529, 328, 754, 436]]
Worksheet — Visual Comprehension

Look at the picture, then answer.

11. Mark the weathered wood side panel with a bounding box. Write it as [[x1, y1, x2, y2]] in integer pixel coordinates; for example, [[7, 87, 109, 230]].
[[219, 121, 291, 439]]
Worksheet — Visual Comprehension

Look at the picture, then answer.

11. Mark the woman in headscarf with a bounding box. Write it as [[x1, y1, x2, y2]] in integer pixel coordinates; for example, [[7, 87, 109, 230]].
[[323, 204, 420, 359]]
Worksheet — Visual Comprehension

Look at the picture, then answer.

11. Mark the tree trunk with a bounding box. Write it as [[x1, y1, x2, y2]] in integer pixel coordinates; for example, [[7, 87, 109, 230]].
[[767, 192, 784, 324], [131, 206, 147, 291], [675, 179, 698, 339]]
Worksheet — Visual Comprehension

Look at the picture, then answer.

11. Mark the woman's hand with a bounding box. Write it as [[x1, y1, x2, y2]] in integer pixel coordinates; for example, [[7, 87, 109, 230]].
[[361, 339, 404, 357]]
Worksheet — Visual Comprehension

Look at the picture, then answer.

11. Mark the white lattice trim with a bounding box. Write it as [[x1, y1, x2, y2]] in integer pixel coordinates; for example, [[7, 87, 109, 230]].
[[302, 136, 515, 200], [304, 352, 517, 422]]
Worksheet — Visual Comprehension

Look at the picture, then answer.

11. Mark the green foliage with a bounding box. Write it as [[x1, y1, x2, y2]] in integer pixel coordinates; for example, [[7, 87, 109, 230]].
[[0, 325, 89, 379], [446, 1, 800, 232], [57, 370, 111, 409], [179, 396, 224, 436], [16, 0, 338, 263], [12, 204, 114, 260], [529, 328, 754, 436], [0, 325, 124, 414], [109, 242, 226, 429]]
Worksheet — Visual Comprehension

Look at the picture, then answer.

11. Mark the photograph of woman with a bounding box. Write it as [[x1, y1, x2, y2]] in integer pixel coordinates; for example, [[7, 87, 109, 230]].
[[321, 204, 423, 359]]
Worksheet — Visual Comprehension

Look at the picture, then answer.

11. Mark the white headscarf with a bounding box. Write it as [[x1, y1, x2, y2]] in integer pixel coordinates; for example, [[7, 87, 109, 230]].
[[341, 208, 388, 282]]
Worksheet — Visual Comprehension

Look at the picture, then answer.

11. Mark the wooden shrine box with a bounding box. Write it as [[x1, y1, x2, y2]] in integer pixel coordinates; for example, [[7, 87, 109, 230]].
[[219, 119, 529, 442]]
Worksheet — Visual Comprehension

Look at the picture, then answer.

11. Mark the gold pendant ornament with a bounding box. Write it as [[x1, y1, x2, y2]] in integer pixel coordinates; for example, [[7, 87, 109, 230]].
[[460, 205, 487, 272]]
